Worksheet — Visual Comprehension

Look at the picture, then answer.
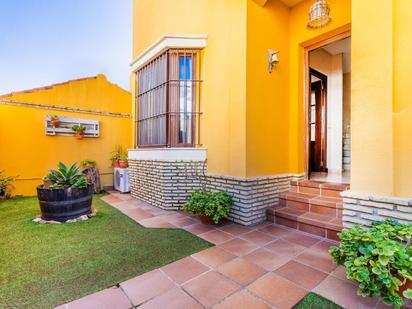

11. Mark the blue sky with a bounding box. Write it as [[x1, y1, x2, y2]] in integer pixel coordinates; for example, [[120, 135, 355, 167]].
[[0, 0, 132, 94]]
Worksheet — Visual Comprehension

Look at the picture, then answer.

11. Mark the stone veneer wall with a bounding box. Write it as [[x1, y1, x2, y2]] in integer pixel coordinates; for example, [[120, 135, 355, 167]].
[[341, 191, 412, 227], [128, 159, 302, 225]]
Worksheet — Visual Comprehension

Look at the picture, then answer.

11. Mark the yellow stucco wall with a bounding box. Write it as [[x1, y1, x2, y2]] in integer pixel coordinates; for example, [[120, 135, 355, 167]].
[[0, 75, 132, 196], [133, 0, 412, 198], [133, 0, 247, 177], [246, 0, 291, 177]]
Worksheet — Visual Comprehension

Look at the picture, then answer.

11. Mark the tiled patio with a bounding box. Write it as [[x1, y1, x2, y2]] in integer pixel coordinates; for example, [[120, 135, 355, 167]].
[[56, 192, 383, 309]]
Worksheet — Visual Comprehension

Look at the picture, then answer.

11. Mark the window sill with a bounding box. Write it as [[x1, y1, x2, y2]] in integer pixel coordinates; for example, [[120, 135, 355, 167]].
[[128, 147, 207, 161]]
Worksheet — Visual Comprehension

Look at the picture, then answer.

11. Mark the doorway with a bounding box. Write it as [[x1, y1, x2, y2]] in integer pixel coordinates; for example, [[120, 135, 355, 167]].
[[305, 35, 351, 184], [309, 68, 328, 173]]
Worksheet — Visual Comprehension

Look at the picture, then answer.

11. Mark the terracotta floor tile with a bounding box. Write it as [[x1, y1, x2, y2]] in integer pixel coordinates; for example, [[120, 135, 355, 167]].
[[138, 288, 201, 309], [67, 287, 131, 309], [282, 232, 321, 247], [313, 275, 379, 309], [182, 271, 240, 307], [198, 230, 233, 245], [170, 217, 198, 227], [218, 258, 267, 286], [183, 223, 216, 235], [138, 217, 176, 228], [192, 246, 236, 268], [264, 239, 306, 257], [295, 248, 338, 273], [218, 238, 259, 256], [250, 221, 273, 230], [213, 290, 271, 309], [330, 265, 351, 282], [120, 269, 175, 306], [123, 208, 154, 221], [311, 240, 338, 254], [275, 260, 328, 290], [243, 248, 290, 271], [247, 273, 307, 309], [161, 256, 209, 285], [101, 195, 122, 204], [258, 225, 294, 237], [240, 231, 276, 246], [218, 224, 252, 236]]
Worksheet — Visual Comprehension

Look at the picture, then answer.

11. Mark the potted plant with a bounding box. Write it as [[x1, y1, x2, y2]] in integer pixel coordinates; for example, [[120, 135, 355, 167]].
[[110, 145, 128, 168], [183, 190, 232, 224], [0, 171, 17, 199], [330, 220, 412, 308], [71, 124, 86, 140], [50, 115, 60, 127], [37, 162, 92, 222], [80, 159, 97, 169]]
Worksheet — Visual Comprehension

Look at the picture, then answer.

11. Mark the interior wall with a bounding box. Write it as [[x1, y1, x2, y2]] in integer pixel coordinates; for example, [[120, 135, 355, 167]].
[[309, 49, 343, 173], [343, 73, 351, 132]]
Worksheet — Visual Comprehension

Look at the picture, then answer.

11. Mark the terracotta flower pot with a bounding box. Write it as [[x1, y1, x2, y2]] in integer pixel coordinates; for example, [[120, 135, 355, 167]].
[[75, 131, 84, 140], [118, 160, 128, 168], [199, 214, 214, 225], [399, 279, 412, 303], [113, 160, 120, 168], [51, 119, 59, 127]]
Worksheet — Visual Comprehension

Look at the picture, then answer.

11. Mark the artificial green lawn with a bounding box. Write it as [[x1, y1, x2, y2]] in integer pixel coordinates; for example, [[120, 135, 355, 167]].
[[0, 195, 212, 309], [294, 292, 344, 309]]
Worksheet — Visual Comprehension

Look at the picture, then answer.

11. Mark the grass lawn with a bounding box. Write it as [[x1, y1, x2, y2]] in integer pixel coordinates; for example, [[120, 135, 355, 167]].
[[0, 194, 212, 309], [294, 292, 344, 309]]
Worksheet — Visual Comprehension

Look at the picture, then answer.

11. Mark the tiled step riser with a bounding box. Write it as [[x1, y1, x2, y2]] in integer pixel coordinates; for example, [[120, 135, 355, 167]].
[[274, 215, 340, 241], [280, 198, 342, 218], [291, 180, 349, 198]]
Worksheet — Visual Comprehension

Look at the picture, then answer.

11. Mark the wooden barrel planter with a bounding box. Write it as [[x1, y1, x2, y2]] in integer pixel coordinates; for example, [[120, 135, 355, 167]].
[[37, 185, 93, 222]]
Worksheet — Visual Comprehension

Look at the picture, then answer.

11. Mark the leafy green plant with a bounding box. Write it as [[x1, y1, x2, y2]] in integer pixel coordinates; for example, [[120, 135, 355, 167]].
[[110, 145, 128, 166], [329, 220, 412, 308], [71, 125, 86, 132], [50, 115, 59, 121], [45, 162, 89, 189], [80, 159, 96, 168], [183, 190, 232, 224], [0, 171, 17, 198]]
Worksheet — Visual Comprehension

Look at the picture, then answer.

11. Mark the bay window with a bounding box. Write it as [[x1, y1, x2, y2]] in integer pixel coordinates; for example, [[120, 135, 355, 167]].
[[136, 49, 201, 147]]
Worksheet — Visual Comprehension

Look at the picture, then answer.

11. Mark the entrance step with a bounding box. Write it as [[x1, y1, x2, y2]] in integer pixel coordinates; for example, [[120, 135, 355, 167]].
[[266, 180, 348, 241]]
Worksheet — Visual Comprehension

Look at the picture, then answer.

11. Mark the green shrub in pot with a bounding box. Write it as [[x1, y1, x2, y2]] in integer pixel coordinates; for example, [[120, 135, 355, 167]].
[[45, 162, 88, 189], [183, 190, 232, 224], [329, 220, 412, 308]]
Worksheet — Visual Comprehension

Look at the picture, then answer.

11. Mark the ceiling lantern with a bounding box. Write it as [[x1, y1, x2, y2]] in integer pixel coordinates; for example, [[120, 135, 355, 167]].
[[307, 0, 331, 29]]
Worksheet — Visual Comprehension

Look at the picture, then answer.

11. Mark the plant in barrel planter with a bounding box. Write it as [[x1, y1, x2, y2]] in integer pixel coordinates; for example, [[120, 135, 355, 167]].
[[71, 125, 86, 140], [50, 115, 60, 127], [329, 220, 412, 308], [37, 162, 93, 222], [0, 170, 17, 199], [183, 190, 232, 224]]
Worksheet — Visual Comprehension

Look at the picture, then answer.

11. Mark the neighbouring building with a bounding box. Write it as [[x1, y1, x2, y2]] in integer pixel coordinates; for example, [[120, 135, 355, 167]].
[[129, 0, 412, 235], [0, 74, 132, 195]]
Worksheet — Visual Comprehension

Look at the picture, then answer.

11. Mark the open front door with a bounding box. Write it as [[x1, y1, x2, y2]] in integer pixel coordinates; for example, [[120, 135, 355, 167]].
[[309, 68, 327, 173]]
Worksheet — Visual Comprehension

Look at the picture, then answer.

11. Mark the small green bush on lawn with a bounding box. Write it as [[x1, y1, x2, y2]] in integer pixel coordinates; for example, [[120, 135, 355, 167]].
[[0, 195, 212, 309]]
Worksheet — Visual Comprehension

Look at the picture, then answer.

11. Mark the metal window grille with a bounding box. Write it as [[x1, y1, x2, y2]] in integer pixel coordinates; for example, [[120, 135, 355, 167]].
[[136, 49, 202, 147]]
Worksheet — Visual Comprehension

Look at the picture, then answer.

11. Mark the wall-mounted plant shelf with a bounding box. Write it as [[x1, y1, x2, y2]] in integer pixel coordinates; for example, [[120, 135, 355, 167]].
[[45, 115, 99, 137]]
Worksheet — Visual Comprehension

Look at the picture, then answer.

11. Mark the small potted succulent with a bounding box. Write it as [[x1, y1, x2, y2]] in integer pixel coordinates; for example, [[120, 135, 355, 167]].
[[72, 125, 86, 140], [50, 115, 60, 127], [80, 159, 97, 169], [0, 170, 17, 199], [37, 162, 92, 222], [183, 190, 232, 224], [330, 220, 412, 308]]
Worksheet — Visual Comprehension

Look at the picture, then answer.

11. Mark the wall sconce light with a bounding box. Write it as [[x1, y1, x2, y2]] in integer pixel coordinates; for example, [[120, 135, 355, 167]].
[[268, 49, 279, 73], [307, 0, 331, 29]]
